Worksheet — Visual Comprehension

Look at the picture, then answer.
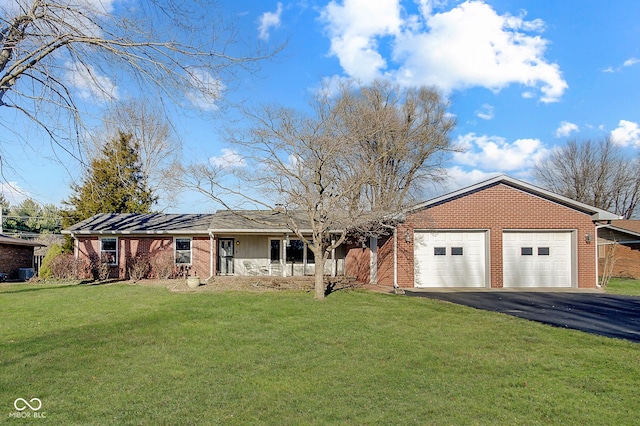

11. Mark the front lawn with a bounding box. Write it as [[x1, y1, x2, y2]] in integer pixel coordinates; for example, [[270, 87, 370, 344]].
[[1, 283, 639, 425], [605, 277, 640, 296]]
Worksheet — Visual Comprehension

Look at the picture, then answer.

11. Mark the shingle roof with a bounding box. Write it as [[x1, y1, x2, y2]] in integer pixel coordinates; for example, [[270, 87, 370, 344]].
[[209, 210, 312, 233], [0, 234, 45, 247], [605, 220, 640, 238], [63, 213, 216, 235]]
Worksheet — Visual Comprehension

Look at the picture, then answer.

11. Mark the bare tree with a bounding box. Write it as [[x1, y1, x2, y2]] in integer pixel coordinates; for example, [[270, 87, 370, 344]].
[[0, 0, 278, 162], [534, 139, 640, 219], [96, 100, 183, 209], [185, 80, 456, 299]]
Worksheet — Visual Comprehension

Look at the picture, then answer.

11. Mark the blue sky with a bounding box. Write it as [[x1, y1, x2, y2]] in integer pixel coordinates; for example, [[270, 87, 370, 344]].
[[2, 0, 640, 213]]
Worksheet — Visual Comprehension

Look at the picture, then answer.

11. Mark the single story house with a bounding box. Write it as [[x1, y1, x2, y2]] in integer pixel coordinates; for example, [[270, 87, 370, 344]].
[[63, 175, 619, 288], [0, 234, 45, 280], [598, 220, 640, 279], [62, 210, 346, 280], [358, 175, 619, 289]]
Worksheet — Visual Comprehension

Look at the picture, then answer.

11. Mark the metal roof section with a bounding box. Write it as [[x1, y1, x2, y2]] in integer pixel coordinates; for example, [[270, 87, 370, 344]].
[[62, 213, 217, 235], [408, 174, 621, 221]]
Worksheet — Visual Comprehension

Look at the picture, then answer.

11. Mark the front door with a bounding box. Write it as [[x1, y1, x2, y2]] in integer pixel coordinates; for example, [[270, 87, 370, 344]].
[[218, 239, 234, 275]]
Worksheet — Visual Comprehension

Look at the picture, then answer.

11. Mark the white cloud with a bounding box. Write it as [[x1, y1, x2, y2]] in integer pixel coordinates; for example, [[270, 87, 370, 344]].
[[321, 0, 403, 81], [623, 57, 639, 67], [603, 57, 639, 73], [452, 133, 548, 172], [65, 62, 119, 103], [442, 167, 502, 192], [258, 2, 283, 41], [475, 104, 494, 120], [0, 181, 29, 205], [555, 121, 579, 138], [321, 0, 567, 103], [209, 149, 246, 168], [610, 120, 640, 147], [185, 69, 225, 111]]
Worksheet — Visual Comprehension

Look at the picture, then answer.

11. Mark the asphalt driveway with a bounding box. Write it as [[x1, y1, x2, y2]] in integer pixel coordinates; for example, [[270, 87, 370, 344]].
[[405, 291, 640, 343]]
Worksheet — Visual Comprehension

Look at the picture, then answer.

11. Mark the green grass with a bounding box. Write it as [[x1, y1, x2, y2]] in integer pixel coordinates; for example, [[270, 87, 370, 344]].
[[605, 277, 640, 296], [2, 283, 640, 425]]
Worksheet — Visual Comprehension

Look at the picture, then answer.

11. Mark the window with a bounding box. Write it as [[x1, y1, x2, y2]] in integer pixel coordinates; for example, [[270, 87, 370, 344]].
[[286, 240, 315, 264], [451, 247, 463, 256], [521, 247, 533, 256], [100, 238, 117, 265], [175, 238, 192, 264], [434, 247, 446, 256], [538, 247, 550, 256]]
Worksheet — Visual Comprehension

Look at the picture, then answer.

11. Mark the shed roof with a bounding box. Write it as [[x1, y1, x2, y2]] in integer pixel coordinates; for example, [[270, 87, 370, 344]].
[[62, 213, 216, 235], [408, 174, 620, 221], [0, 234, 45, 247]]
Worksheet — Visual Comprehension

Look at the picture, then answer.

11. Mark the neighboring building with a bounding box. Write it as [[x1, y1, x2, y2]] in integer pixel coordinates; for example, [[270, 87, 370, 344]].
[[0, 234, 44, 280], [356, 175, 619, 289], [62, 211, 345, 280], [598, 220, 640, 279]]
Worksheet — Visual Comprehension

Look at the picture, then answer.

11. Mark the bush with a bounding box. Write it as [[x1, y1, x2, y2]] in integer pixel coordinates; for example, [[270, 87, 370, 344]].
[[127, 255, 151, 281], [39, 244, 64, 279], [89, 254, 112, 281], [149, 248, 175, 279], [48, 254, 88, 279]]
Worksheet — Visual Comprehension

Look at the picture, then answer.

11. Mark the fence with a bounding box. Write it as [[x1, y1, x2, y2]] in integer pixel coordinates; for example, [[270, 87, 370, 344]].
[[33, 255, 45, 276]]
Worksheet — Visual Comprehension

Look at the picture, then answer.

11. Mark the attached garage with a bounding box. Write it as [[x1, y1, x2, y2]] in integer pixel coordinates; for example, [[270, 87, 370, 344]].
[[503, 231, 574, 288], [414, 231, 487, 288], [372, 175, 620, 290]]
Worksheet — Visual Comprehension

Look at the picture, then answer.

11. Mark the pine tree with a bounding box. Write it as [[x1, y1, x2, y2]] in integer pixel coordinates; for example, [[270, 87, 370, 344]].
[[63, 132, 157, 228]]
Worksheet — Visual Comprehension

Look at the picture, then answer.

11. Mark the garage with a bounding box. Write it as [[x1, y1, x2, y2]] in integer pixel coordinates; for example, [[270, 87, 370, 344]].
[[503, 231, 574, 288], [414, 231, 487, 287]]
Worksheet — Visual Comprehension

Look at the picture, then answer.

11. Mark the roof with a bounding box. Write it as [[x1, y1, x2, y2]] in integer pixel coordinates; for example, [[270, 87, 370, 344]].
[[0, 234, 45, 247], [408, 174, 621, 221], [62, 213, 216, 235], [209, 210, 313, 234], [599, 220, 640, 239]]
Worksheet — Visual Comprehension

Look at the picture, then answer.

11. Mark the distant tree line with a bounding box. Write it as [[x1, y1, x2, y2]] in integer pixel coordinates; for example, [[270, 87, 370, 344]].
[[0, 196, 62, 235]]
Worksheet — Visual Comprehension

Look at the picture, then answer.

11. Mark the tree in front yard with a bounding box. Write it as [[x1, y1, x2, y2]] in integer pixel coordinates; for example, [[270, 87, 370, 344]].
[[62, 132, 156, 246], [187, 80, 456, 299]]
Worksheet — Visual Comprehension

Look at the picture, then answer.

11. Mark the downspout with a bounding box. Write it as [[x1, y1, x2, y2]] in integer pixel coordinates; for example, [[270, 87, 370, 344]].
[[594, 224, 609, 288], [208, 231, 215, 281], [393, 228, 398, 289]]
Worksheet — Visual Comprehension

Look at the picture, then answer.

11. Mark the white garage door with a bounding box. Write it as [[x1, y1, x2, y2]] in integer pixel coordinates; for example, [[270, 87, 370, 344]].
[[503, 232, 573, 288], [414, 231, 487, 288]]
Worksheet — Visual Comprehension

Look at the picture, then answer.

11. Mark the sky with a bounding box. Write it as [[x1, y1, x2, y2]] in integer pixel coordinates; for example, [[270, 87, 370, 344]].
[[2, 0, 640, 214]]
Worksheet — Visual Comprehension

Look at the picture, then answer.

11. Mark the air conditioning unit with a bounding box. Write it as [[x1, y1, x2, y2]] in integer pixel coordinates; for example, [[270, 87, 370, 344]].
[[18, 268, 34, 281]]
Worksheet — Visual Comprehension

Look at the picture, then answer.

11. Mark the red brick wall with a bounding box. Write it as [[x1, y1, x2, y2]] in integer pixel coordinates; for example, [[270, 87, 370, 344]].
[[0, 244, 35, 280], [598, 230, 640, 279], [75, 235, 211, 279], [345, 243, 371, 283], [376, 183, 598, 288]]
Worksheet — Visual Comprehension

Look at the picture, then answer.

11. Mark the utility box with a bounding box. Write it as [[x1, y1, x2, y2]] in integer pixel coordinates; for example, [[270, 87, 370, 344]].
[[18, 268, 35, 281]]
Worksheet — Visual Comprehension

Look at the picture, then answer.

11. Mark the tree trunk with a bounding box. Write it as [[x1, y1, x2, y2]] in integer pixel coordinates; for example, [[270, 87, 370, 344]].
[[314, 250, 325, 300]]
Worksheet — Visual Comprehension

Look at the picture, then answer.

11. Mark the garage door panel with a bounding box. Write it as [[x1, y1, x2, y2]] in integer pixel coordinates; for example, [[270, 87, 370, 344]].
[[415, 231, 486, 288], [503, 232, 573, 288]]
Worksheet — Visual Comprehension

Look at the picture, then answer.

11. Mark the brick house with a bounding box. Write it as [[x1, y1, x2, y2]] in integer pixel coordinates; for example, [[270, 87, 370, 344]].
[[363, 175, 619, 289], [0, 234, 44, 280], [63, 211, 346, 280], [598, 221, 640, 279]]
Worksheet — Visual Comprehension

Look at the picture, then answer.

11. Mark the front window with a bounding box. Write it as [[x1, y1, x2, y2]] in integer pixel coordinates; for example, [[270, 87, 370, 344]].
[[175, 238, 192, 264], [100, 238, 117, 265], [286, 240, 315, 264]]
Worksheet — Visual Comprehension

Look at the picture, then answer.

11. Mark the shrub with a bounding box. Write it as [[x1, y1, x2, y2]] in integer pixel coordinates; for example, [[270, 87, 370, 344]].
[[127, 255, 151, 281], [89, 253, 112, 281], [48, 254, 88, 279], [149, 248, 175, 279], [39, 244, 64, 279]]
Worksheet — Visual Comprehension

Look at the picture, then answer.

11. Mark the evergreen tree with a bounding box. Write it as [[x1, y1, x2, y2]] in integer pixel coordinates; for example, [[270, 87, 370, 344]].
[[63, 132, 157, 229]]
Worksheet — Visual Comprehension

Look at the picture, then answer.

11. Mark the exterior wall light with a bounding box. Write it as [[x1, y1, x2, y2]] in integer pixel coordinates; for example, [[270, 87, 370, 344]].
[[585, 233, 593, 243]]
